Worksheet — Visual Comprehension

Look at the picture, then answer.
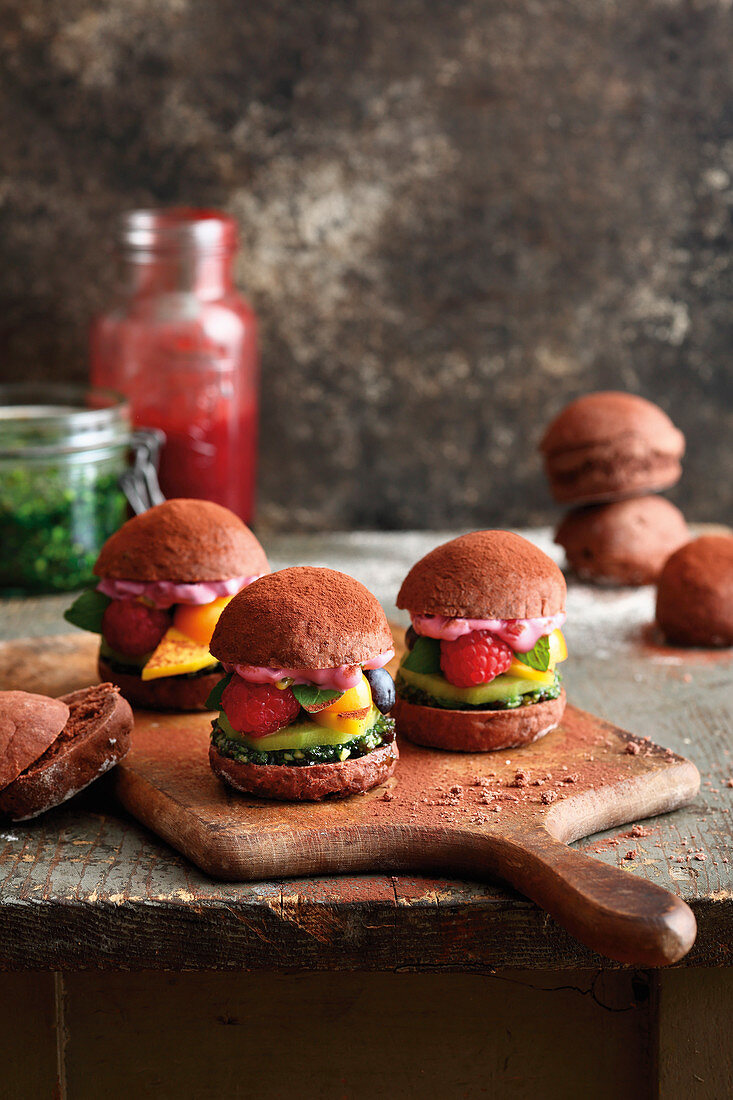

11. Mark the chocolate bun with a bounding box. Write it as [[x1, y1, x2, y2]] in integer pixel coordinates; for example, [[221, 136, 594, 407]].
[[556, 497, 689, 586], [393, 690, 566, 752], [0, 692, 70, 789], [396, 531, 566, 619], [655, 535, 733, 647], [97, 657, 221, 711], [210, 567, 394, 669], [0, 684, 133, 821], [540, 392, 685, 505], [209, 740, 398, 801], [94, 499, 269, 582]]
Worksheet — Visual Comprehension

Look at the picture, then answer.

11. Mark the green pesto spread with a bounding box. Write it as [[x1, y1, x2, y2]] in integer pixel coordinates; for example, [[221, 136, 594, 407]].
[[0, 462, 127, 594], [211, 712, 395, 767]]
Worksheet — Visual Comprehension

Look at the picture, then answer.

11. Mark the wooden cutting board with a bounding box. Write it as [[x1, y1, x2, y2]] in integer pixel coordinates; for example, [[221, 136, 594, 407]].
[[0, 631, 700, 966]]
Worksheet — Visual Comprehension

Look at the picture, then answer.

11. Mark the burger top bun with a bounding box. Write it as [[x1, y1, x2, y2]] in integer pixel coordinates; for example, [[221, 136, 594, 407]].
[[94, 499, 269, 583], [210, 567, 394, 669], [397, 530, 566, 620], [0, 691, 70, 789]]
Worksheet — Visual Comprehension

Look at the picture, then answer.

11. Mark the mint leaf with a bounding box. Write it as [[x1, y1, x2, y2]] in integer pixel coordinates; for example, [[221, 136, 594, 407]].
[[518, 635, 551, 671], [292, 683, 343, 711], [63, 588, 111, 634], [401, 635, 441, 674], [206, 671, 233, 711]]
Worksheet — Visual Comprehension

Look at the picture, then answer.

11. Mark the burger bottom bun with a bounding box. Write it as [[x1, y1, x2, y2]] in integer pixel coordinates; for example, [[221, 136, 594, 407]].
[[98, 658, 220, 712], [209, 740, 399, 801], [393, 689, 567, 752]]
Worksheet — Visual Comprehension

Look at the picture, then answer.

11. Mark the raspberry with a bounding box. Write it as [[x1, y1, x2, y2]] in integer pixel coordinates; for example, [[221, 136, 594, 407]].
[[102, 600, 170, 657], [221, 676, 301, 737], [440, 630, 513, 687]]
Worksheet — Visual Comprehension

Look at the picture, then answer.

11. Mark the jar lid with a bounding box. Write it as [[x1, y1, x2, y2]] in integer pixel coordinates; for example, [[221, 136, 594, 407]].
[[0, 384, 131, 457], [122, 207, 238, 255]]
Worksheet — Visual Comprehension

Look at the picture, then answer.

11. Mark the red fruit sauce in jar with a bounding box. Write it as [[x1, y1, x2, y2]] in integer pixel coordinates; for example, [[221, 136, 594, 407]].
[[90, 208, 258, 522]]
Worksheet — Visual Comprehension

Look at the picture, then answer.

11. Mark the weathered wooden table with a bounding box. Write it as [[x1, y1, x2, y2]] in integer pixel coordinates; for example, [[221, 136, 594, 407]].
[[0, 530, 730, 1099]]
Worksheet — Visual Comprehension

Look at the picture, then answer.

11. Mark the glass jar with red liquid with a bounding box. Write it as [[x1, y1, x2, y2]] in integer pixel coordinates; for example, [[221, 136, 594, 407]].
[[90, 208, 258, 522]]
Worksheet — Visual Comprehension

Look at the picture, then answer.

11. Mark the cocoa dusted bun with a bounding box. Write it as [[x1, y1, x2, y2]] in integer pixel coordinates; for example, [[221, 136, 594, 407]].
[[0, 684, 132, 821], [209, 740, 399, 802], [556, 496, 690, 586], [655, 534, 733, 647], [540, 392, 685, 505], [395, 531, 567, 752], [211, 566, 395, 669], [397, 530, 566, 620], [97, 658, 221, 712], [94, 499, 269, 582]]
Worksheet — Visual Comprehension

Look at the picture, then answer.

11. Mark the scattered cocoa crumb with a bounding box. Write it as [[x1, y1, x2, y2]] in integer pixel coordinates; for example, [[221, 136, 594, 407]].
[[449, 785, 463, 796], [624, 850, 636, 860], [682, 673, 692, 683], [693, 852, 707, 861], [541, 791, 558, 805], [726, 778, 733, 789], [561, 774, 579, 784], [490, 806, 501, 813], [625, 742, 640, 755], [630, 824, 651, 838], [510, 770, 530, 788], [473, 776, 491, 788], [674, 856, 686, 863], [530, 779, 543, 787], [381, 792, 394, 802]]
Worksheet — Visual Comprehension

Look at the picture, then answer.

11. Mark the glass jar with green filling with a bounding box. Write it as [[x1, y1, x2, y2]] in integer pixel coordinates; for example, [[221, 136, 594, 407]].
[[0, 384, 131, 594]]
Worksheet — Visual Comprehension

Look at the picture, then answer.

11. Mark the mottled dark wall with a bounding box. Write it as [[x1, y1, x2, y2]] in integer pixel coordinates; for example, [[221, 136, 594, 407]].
[[1, 0, 732, 530]]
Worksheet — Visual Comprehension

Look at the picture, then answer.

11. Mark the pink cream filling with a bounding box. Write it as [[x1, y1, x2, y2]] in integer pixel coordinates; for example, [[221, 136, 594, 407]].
[[223, 648, 395, 693], [411, 612, 566, 652], [96, 574, 264, 609]]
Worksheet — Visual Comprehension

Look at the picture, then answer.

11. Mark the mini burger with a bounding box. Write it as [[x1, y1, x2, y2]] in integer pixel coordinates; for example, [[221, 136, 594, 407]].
[[65, 499, 269, 710], [207, 567, 398, 800], [393, 531, 568, 751]]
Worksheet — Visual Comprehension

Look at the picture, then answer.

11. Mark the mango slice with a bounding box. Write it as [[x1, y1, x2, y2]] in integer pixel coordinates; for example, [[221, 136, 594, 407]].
[[141, 627, 218, 681]]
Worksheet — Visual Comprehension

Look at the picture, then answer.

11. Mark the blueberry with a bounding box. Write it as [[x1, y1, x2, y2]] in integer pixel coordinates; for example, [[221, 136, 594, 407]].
[[405, 625, 418, 650], [364, 668, 396, 714]]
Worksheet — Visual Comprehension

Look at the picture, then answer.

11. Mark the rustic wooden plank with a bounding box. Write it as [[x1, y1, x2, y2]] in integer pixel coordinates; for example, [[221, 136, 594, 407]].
[[655, 968, 733, 1099], [58, 969, 653, 1100], [0, 972, 58, 1095]]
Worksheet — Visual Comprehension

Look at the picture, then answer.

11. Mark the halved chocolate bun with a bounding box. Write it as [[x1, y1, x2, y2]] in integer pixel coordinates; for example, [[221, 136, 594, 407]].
[[0, 684, 133, 821]]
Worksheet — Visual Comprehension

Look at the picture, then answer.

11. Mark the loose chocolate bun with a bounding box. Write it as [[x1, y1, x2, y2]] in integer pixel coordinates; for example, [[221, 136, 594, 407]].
[[94, 499, 269, 582], [209, 740, 398, 801], [393, 690, 566, 752], [540, 392, 685, 504], [97, 657, 221, 711], [655, 535, 733, 647], [210, 567, 394, 669], [0, 684, 133, 821], [0, 692, 70, 789], [556, 497, 690, 586], [396, 531, 566, 619]]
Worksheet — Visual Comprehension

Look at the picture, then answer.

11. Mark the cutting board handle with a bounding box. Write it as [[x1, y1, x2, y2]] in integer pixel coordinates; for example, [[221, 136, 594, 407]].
[[494, 825, 696, 965]]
